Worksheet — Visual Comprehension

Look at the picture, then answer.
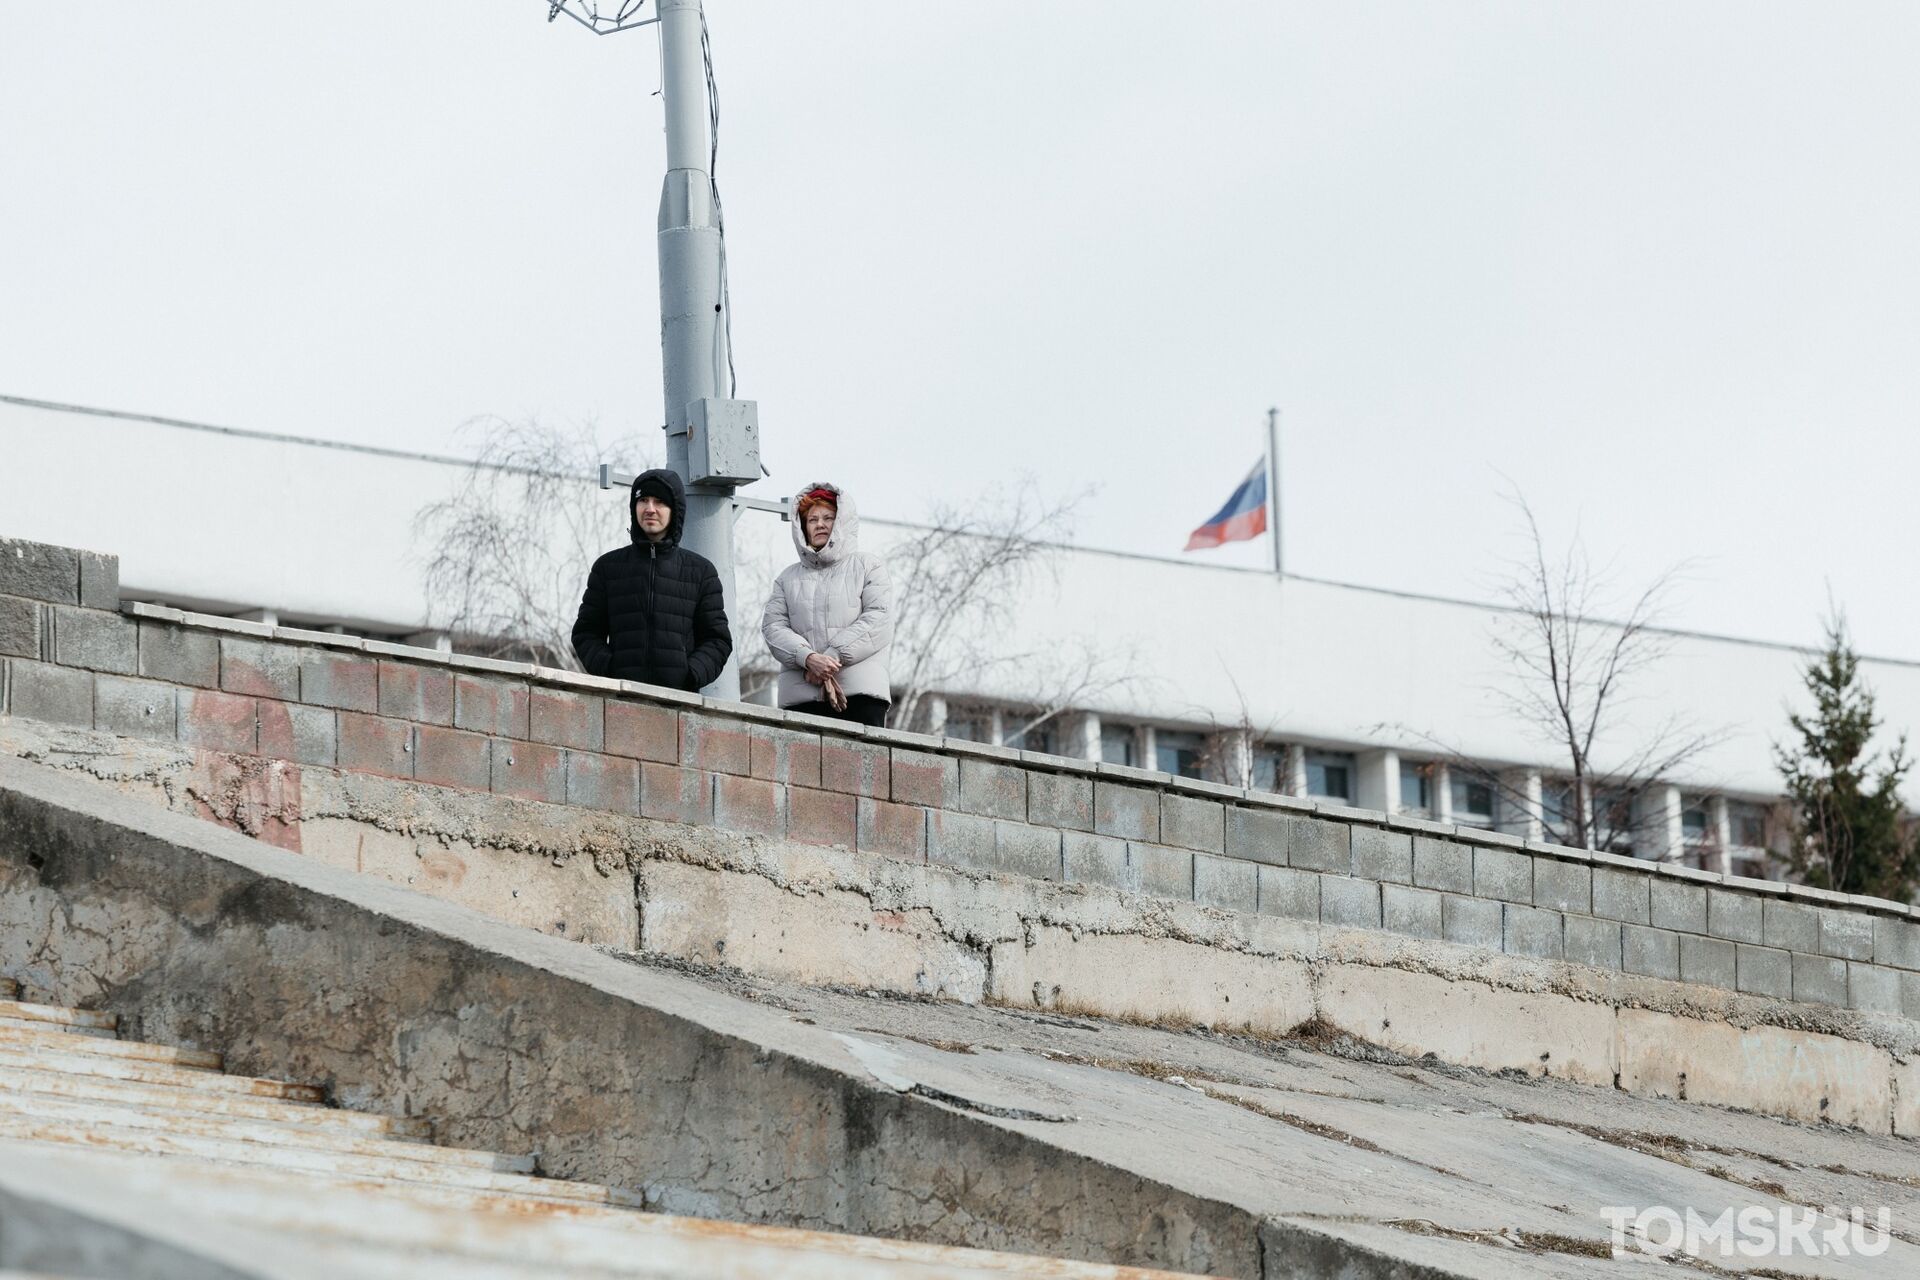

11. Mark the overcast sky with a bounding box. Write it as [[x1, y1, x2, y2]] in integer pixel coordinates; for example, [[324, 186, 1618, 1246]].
[[4, 2, 1917, 658]]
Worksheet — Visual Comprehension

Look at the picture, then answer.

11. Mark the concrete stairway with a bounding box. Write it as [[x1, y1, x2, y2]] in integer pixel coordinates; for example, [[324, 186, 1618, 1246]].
[[0, 976, 1210, 1279]]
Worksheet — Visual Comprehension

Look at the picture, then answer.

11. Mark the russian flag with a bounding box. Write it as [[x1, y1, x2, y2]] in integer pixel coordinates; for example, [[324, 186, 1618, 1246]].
[[1184, 458, 1268, 551]]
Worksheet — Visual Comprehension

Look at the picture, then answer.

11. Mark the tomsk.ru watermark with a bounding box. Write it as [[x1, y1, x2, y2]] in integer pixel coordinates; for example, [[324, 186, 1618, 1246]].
[[1601, 1205, 1892, 1260]]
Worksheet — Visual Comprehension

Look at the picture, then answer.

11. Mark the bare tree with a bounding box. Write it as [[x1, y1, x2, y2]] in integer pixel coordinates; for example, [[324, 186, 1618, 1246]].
[[1396, 492, 1718, 854], [884, 481, 1141, 739], [413, 417, 651, 670]]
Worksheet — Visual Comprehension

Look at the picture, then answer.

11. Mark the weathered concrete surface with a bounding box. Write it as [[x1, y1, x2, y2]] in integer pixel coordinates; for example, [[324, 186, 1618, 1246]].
[[0, 1141, 1213, 1279], [5, 715, 1920, 1144], [4, 753, 1919, 1278]]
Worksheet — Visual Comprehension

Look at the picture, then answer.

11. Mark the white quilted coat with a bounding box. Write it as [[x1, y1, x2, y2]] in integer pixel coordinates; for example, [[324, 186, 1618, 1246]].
[[760, 484, 894, 708]]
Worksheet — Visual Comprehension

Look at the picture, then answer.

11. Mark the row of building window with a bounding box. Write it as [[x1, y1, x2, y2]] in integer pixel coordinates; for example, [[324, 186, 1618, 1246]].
[[943, 704, 1780, 870]]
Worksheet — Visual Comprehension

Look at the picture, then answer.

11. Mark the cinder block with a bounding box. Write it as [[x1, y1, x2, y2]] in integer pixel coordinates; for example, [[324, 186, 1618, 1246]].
[[93, 674, 172, 740], [1194, 852, 1257, 911], [53, 606, 136, 675], [222, 637, 301, 702], [1351, 827, 1412, 884], [138, 622, 218, 688], [1761, 899, 1818, 953], [453, 675, 531, 739], [856, 797, 926, 860], [1382, 884, 1443, 939], [77, 550, 118, 610], [1708, 889, 1765, 944], [957, 757, 1026, 820], [1791, 952, 1848, 1008], [177, 689, 258, 754], [413, 725, 491, 791], [10, 659, 93, 727], [378, 661, 455, 727], [1159, 793, 1224, 854], [678, 711, 751, 776], [1817, 909, 1875, 961], [300, 650, 378, 713], [0, 538, 79, 603], [0, 596, 38, 659], [788, 786, 855, 849], [889, 747, 957, 808], [1650, 880, 1708, 935], [1875, 916, 1920, 969], [1847, 963, 1903, 1014], [1258, 866, 1320, 920], [1289, 817, 1352, 875], [1736, 944, 1793, 999], [1565, 916, 1622, 971], [1321, 876, 1382, 930], [640, 761, 712, 825], [1225, 804, 1288, 865], [994, 821, 1063, 881], [605, 699, 679, 763], [1902, 971, 1920, 1022], [711, 770, 783, 835], [529, 687, 604, 752], [1532, 859, 1591, 914], [1134, 843, 1194, 900], [742, 726, 819, 789], [928, 809, 996, 868], [258, 701, 335, 766], [1094, 781, 1159, 842], [1413, 837, 1473, 894], [1679, 934, 1737, 989], [1591, 866, 1651, 924], [1443, 894, 1504, 950], [1025, 769, 1092, 831], [1622, 925, 1680, 980], [821, 738, 891, 798], [338, 712, 413, 778], [1063, 831, 1132, 891], [1472, 846, 1532, 904], [1504, 904, 1564, 960], [495, 739, 568, 805], [563, 750, 639, 814]]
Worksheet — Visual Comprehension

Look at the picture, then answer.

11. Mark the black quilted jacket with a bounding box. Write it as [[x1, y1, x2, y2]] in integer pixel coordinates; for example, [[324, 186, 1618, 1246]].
[[571, 469, 733, 692]]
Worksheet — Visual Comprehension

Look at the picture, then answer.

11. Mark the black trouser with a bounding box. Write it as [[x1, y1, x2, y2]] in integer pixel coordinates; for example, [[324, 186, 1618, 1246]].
[[787, 694, 889, 728]]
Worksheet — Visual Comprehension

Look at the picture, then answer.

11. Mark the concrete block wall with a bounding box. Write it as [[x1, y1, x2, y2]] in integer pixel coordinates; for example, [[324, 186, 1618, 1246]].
[[4, 534, 1920, 1027]]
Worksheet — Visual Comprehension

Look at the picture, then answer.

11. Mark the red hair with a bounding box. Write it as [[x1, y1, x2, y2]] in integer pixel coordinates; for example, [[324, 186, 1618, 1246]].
[[796, 486, 838, 519]]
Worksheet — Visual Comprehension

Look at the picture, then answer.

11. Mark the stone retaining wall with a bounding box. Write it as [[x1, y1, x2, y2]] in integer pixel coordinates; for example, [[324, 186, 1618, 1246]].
[[5, 533, 1915, 1020], [5, 534, 1920, 1136]]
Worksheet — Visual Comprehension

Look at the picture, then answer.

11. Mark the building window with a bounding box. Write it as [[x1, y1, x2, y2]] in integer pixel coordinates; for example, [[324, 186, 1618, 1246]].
[[1251, 744, 1288, 794], [1399, 761, 1432, 814], [1450, 775, 1496, 829], [945, 707, 992, 744], [1100, 723, 1138, 768], [1305, 750, 1353, 801], [1729, 801, 1768, 849], [1594, 788, 1635, 853], [1681, 799, 1712, 848], [1005, 717, 1058, 756], [1156, 730, 1206, 780]]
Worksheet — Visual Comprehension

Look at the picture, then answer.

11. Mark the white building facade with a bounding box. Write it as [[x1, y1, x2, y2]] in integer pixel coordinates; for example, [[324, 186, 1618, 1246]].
[[7, 395, 1916, 885]]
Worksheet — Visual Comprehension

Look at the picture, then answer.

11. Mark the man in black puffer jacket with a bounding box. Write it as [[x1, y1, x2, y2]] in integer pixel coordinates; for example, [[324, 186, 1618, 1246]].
[[571, 468, 732, 693]]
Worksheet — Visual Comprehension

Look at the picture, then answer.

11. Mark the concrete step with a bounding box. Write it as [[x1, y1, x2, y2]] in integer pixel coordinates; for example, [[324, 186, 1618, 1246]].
[[0, 998, 118, 1032], [0, 1043, 322, 1102], [0, 1014, 117, 1040], [0, 1117, 632, 1206], [0, 1092, 529, 1175], [0, 1063, 432, 1141], [0, 1021, 222, 1070]]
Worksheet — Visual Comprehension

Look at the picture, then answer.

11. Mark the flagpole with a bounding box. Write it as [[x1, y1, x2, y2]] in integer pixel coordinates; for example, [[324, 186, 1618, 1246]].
[[1266, 407, 1283, 578]]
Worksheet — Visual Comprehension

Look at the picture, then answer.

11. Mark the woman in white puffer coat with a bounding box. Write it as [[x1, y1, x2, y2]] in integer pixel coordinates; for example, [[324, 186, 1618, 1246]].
[[761, 483, 894, 726]]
